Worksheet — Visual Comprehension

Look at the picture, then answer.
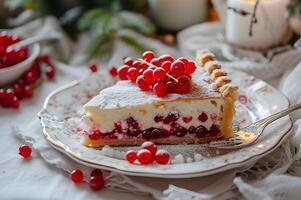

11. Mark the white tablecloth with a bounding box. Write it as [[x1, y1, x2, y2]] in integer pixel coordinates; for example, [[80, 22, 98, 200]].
[[1, 17, 301, 200], [0, 64, 152, 200]]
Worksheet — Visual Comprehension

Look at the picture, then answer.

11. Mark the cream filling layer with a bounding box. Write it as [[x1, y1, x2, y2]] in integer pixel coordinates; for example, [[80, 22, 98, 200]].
[[84, 98, 224, 133]]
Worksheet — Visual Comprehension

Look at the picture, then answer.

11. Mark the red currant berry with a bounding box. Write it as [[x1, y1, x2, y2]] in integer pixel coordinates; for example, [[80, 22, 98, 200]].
[[175, 75, 191, 94], [137, 149, 153, 165], [6, 89, 14, 101], [109, 67, 118, 77], [40, 55, 50, 63], [182, 116, 192, 123], [151, 58, 163, 67], [11, 96, 20, 109], [70, 169, 84, 183], [46, 66, 55, 79], [125, 150, 137, 164], [166, 80, 177, 93], [18, 79, 26, 88], [117, 65, 130, 80], [198, 112, 208, 122], [185, 61, 196, 75], [30, 65, 40, 76], [148, 66, 157, 70], [90, 169, 103, 178], [127, 67, 139, 82], [141, 141, 157, 156], [158, 55, 174, 63], [140, 63, 149, 71], [0, 88, 5, 99], [90, 175, 105, 191], [178, 57, 189, 65], [136, 75, 150, 91], [123, 57, 134, 66], [153, 82, 167, 97], [161, 61, 172, 72], [155, 149, 170, 165], [19, 145, 32, 159], [0, 90, 9, 107], [89, 64, 98, 73], [153, 68, 167, 81], [154, 115, 164, 123], [142, 69, 155, 84], [170, 60, 185, 77], [24, 86, 33, 98], [13, 83, 21, 95], [25, 71, 38, 84], [142, 51, 155, 62], [132, 60, 142, 69]]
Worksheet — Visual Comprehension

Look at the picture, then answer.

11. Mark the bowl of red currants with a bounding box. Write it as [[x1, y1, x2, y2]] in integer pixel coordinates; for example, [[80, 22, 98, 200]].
[[0, 31, 40, 86]]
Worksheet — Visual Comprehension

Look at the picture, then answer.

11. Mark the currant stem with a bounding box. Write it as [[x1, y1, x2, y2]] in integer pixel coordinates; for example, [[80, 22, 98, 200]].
[[138, 59, 179, 83]]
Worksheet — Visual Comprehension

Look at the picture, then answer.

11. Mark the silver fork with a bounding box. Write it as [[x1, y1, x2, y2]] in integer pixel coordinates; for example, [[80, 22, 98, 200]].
[[205, 103, 301, 149]]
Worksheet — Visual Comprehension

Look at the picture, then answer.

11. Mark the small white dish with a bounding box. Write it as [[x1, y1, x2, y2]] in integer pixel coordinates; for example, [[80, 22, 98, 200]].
[[0, 32, 40, 86], [38, 69, 292, 178]]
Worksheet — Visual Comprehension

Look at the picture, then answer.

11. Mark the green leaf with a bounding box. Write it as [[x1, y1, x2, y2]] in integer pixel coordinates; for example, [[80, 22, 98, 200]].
[[288, 0, 301, 16], [78, 8, 108, 31], [93, 14, 116, 35], [85, 33, 113, 61], [117, 11, 156, 35], [119, 35, 152, 54]]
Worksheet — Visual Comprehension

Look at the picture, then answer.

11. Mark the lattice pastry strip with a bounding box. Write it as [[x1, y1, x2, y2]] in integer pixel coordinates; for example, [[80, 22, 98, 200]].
[[196, 49, 238, 99]]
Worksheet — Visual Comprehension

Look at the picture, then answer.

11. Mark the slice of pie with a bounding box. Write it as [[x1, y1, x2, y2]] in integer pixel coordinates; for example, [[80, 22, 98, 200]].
[[83, 50, 238, 147]]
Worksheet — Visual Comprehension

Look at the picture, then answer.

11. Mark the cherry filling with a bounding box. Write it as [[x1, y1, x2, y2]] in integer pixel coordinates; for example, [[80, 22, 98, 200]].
[[163, 111, 180, 124], [88, 124, 220, 140], [88, 111, 221, 140]]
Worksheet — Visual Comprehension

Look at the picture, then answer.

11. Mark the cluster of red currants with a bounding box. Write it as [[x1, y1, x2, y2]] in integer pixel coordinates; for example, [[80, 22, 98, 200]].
[[126, 141, 171, 165], [70, 169, 105, 191], [0, 32, 28, 69], [116, 51, 196, 97], [0, 55, 55, 109]]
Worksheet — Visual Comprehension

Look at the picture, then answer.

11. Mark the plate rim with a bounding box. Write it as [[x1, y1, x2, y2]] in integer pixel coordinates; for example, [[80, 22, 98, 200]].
[[38, 70, 293, 178]]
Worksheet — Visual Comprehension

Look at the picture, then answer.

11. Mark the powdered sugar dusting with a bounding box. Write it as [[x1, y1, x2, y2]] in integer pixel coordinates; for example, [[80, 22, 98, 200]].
[[85, 70, 221, 109]]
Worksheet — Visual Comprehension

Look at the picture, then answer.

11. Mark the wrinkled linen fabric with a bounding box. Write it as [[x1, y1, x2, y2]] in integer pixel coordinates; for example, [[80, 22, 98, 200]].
[[2, 17, 301, 200]]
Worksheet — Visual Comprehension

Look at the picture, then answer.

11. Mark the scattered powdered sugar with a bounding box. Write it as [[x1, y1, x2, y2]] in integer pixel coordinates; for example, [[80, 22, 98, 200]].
[[113, 151, 125, 160], [194, 153, 203, 162], [99, 146, 125, 160], [100, 145, 115, 157], [186, 157, 193, 163], [172, 154, 185, 164]]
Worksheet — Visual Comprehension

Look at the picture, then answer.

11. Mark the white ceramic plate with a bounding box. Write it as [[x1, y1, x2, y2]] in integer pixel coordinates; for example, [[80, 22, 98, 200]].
[[38, 70, 292, 178]]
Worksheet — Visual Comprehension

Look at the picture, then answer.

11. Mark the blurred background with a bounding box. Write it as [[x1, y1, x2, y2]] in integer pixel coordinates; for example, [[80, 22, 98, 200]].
[[0, 0, 300, 62], [0, 0, 222, 62]]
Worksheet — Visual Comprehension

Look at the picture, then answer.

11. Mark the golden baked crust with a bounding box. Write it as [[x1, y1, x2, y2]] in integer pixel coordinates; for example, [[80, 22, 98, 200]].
[[196, 49, 238, 138], [83, 135, 223, 147]]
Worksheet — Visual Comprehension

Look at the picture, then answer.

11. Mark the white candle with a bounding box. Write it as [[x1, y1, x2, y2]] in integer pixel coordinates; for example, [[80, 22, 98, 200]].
[[226, 0, 292, 49], [148, 0, 208, 31]]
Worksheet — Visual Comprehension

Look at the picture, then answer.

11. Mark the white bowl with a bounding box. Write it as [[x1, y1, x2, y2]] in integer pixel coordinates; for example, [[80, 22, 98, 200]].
[[0, 40, 40, 86]]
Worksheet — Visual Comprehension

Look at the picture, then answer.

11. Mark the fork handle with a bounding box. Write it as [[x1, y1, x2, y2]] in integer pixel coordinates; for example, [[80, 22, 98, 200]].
[[255, 103, 301, 127]]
